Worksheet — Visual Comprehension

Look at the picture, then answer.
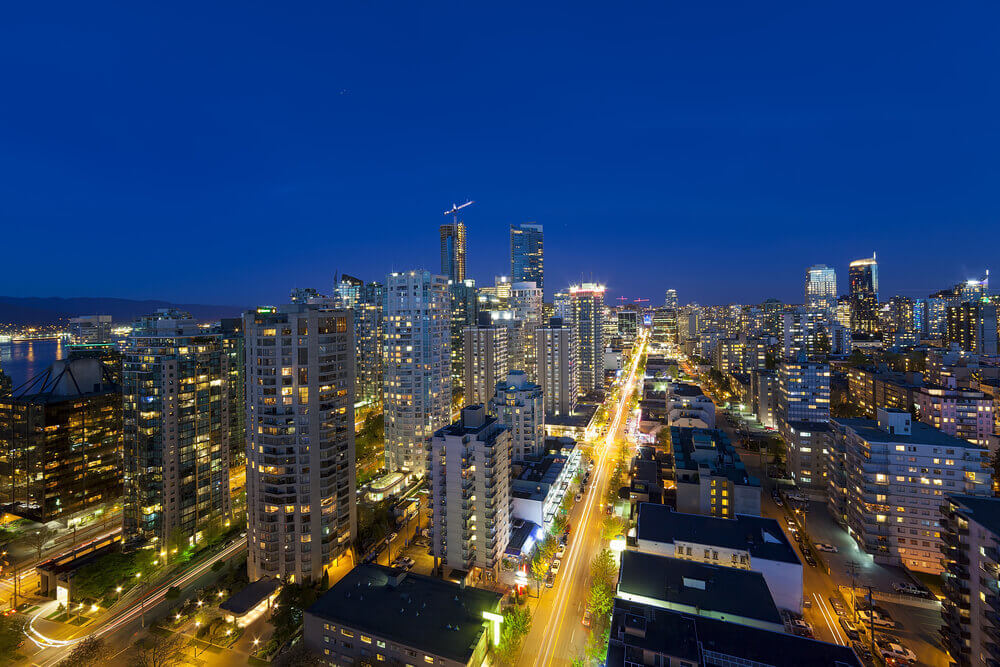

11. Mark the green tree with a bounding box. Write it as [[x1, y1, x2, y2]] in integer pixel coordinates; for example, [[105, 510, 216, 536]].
[[58, 637, 111, 666], [495, 606, 531, 666], [23, 525, 56, 560], [590, 549, 616, 589], [72, 551, 142, 600], [531, 556, 548, 595], [0, 615, 24, 657], [132, 632, 185, 667], [587, 582, 614, 620]]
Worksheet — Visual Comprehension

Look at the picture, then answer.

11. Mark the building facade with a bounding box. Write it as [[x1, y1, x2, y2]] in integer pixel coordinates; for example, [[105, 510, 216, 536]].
[[463, 319, 509, 407], [569, 283, 606, 393], [777, 356, 830, 489], [489, 370, 544, 461], [536, 317, 578, 418], [243, 303, 357, 583], [383, 271, 452, 476], [805, 264, 837, 313], [849, 254, 879, 335], [510, 223, 543, 293], [948, 303, 999, 355], [440, 221, 467, 283]]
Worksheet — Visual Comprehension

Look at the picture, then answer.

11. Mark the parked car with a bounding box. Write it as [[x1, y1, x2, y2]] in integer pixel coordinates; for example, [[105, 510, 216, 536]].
[[556, 545, 566, 559], [774, 496, 783, 507], [582, 608, 592, 627], [829, 596, 847, 615], [575, 493, 583, 502], [814, 543, 839, 553], [876, 639, 916, 664], [840, 618, 860, 640], [892, 582, 926, 596], [790, 619, 813, 637], [852, 641, 875, 665], [388, 532, 398, 542], [803, 553, 817, 567], [551, 559, 561, 574], [857, 609, 896, 629]]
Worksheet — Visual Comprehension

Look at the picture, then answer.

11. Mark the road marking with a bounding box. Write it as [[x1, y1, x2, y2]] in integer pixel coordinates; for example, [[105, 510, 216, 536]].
[[814, 592, 846, 645]]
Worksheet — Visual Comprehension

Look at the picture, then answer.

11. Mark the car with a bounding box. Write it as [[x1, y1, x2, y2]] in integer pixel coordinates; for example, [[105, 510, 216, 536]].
[[786, 520, 798, 532], [856, 610, 895, 629], [814, 543, 839, 553], [388, 532, 398, 542], [851, 641, 874, 664], [545, 572, 554, 588], [582, 608, 592, 627], [401, 556, 415, 567], [551, 559, 561, 574], [829, 596, 846, 613], [789, 619, 813, 637], [892, 582, 926, 596], [839, 618, 860, 640], [803, 553, 817, 567], [556, 545, 566, 559], [802, 598, 812, 609], [876, 640, 916, 664], [575, 493, 583, 502]]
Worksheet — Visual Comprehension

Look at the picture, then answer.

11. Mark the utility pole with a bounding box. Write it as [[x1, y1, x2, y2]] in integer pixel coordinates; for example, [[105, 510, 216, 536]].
[[846, 560, 860, 622], [867, 585, 875, 654]]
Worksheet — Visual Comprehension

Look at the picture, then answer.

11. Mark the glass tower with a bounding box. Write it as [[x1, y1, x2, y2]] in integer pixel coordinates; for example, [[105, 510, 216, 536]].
[[440, 222, 467, 283], [510, 223, 544, 293], [849, 254, 879, 335], [805, 264, 837, 312]]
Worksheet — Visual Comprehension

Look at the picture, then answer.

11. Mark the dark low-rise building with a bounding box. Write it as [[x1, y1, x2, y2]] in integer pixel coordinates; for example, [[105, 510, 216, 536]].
[[304, 564, 503, 667]]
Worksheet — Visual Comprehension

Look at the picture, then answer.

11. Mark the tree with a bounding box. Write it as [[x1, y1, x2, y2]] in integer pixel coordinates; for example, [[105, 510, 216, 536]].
[[589, 549, 616, 590], [24, 526, 55, 560], [58, 637, 111, 666], [271, 642, 325, 667], [530, 555, 548, 596], [72, 551, 141, 601], [0, 615, 24, 657], [587, 582, 614, 620], [133, 632, 185, 667], [494, 606, 531, 666]]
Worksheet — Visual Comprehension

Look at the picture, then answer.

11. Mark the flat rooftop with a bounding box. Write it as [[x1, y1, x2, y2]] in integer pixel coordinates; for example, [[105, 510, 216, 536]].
[[306, 565, 502, 663], [948, 494, 1000, 536], [606, 599, 861, 667], [618, 551, 782, 627], [835, 417, 987, 449], [635, 503, 800, 565]]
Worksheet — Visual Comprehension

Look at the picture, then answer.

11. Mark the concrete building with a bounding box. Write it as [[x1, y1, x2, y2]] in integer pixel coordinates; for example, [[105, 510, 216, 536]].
[[244, 303, 357, 583], [781, 308, 828, 359], [914, 296, 949, 341], [606, 599, 861, 667], [509, 281, 544, 381], [122, 311, 237, 547], [671, 427, 761, 518], [914, 385, 995, 449], [633, 503, 803, 613], [569, 283, 606, 393], [489, 370, 544, 461], [354, 281, 384, 409], [828, 408, 991, 573], [751, 369, 777, 429], [463, 316, 509, 407], [449, 278, 479, 400], [510, 441, 580, 532], [68, 315, 112, 345], [383, 271, 451, 477], [428, 406, 510, 578], [304, 564, 502, 667], [510, 223, 543, 293], [846, 366, 923, 418], [940, 494, 1000, 667], [948, 302, 999, 355], [777, 355, 830, 489], [667, 382, 716, 429], [536, 317, 578, 419], [0, 356, 121, 522]]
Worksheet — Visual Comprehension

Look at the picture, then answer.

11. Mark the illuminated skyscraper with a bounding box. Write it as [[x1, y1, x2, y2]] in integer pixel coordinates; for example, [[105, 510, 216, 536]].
[[569, 283, 606, 393], [510, 223, 544, 293], [383, 271, 452, 476], [947, 303, 998, 355], [463, 315, 509, 407], [122, 311, 236, 547], [509, 281, 544, 380], [440, 222, 467, 283], [449, 279, 479, 399], [664, 289, 678, 309], [536, 317, 578, 418], [244, 303, 357, 583], [849, 254, 879, 335], [805, 265, 837, 313]]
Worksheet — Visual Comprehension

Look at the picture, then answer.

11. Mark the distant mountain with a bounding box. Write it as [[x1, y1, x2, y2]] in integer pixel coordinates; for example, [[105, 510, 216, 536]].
[[0, 296, 246, 325]]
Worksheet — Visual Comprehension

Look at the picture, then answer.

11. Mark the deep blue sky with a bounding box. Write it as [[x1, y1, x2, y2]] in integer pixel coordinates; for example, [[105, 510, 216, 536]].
[[2, 2, 997, 306]]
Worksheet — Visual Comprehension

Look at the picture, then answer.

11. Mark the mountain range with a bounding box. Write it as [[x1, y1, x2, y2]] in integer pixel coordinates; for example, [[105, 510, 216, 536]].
[[0, 296, 246, 325]]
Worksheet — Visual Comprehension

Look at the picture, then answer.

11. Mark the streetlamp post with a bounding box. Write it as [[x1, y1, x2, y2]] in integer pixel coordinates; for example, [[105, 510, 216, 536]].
[[135, 572, 146, 628]]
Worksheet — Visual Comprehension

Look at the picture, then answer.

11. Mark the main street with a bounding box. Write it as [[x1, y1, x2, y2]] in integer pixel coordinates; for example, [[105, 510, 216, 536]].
[[519, 330, 647, 667]]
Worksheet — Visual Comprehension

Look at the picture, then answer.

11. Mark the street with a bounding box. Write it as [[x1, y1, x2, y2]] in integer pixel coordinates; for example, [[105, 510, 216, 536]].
[[519, 331, 647, 666]]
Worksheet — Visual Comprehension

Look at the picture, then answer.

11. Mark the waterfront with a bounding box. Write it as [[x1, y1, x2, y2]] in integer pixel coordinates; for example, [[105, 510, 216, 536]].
[[0, 339, 66, 388]]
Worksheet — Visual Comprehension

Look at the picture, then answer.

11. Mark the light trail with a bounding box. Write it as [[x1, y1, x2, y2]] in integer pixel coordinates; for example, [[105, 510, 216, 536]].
[[28, 538, 247, 665], [535, 331, 646, 665]]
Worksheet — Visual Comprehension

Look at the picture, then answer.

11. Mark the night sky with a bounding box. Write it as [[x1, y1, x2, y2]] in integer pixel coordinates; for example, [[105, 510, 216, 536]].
[[2, 3, 997, 307]]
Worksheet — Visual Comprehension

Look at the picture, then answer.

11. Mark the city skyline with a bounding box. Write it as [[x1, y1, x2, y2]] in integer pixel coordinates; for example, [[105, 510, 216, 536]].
[[2, 4, 999, 305]]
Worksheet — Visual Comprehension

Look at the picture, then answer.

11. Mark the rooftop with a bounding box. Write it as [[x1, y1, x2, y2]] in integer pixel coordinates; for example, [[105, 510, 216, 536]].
[[617, 551, 782, 627], [220, 577, 281, 616], [948, 494, 1000, 536], [606, 600, 861, 667], [834, 417, 987, 449], [635, 503, 800, 565], [307, 565, 502, 663]]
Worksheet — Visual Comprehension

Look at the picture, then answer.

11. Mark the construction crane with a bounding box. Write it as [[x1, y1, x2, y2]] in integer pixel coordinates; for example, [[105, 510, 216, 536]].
[[633, 298, 650, 304], [444, 200, 474, 221], [616, 296, 629, 305]]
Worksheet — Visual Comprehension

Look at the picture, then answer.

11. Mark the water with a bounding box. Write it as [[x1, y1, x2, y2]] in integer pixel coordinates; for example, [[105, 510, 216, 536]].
[[0, 339, 67, 389]]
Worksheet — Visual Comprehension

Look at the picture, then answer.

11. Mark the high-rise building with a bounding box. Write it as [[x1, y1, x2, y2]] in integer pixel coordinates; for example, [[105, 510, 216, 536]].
[[0, 356, 121, 521], [383, 271, 452, 476], [449, 279, 479, 400], [848, 254, 879, 335], [664, 289, 678, 309], [651, 307, 677, 347], [68, 315, 113, 345], [878, 296, 917, 347], [356, 282, 384, 409], [777, 355, 830, 489], [427, 405, 510, 578], [780, 308, 827, 359], [509, 282, 544, 380], [940, 494, 1000, 666], [510, 223, 544, 293], [805, 265, 837, 313], [333, 274, 364, 308], [440, 222, 466, 283], [537, 317, 578, 418], [914, 296, 948, 341], [463, 315, 509, 407], [569, 283, 606, 393], [489, 370, 544, 461], [290, 287, 322, 304], [947, 302, 999, 355], [827, 409, 990, 573], [244, 303, 357, 583], [122, 310, 236, 547], [553, 290, 572, 321], [914, 385, 995, 448], [761, 298, 784, 339]]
